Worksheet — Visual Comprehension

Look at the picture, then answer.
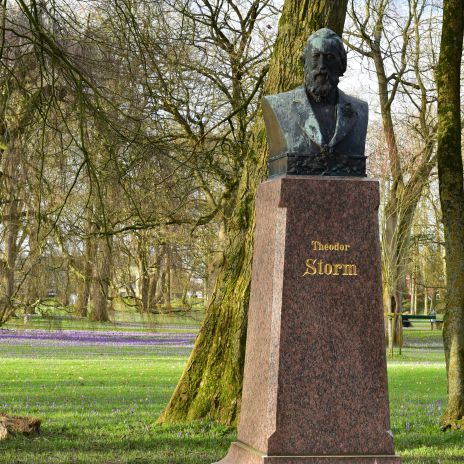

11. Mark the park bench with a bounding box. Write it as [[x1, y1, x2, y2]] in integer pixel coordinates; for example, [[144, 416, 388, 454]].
[[401, 314, 443, 329]]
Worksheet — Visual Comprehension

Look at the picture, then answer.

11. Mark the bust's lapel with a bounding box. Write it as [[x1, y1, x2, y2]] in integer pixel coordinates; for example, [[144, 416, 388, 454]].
[[293, 87, 323, 147], [329, 90, 358, 148]]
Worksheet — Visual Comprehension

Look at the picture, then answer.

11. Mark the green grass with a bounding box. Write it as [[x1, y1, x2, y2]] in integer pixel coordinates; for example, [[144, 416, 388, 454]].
[[390, 364, 463, 463], [0, 344, 233, 463], [4, 309, 204, 333], [6, 296, 205, 333], [388, 330, 464, 463], [0, 328, 463, 463]]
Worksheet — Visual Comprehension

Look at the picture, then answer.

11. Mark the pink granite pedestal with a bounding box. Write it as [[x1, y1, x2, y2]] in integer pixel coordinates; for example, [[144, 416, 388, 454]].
[[216, 176, 400, 464]]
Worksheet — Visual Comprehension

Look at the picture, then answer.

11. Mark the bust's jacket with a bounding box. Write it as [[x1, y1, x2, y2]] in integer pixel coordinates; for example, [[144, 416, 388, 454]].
[[261, 85, 368, 160]]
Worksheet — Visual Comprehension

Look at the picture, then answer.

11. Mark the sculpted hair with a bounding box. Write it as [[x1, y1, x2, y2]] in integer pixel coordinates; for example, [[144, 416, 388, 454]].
[[301, 28, 347, 75]]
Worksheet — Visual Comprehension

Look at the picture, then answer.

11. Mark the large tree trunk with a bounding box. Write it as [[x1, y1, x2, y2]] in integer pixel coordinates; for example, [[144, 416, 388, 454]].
[[158, 0, 349, 426], [436, 0, 464, 430]]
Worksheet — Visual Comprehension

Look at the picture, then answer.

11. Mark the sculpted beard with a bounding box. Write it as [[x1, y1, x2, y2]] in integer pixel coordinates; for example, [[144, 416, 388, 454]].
[[304, 67, 339, 103]]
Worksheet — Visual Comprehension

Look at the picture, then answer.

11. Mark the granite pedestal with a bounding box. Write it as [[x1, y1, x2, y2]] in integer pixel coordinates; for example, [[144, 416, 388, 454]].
[[216, 176, 400, 464]]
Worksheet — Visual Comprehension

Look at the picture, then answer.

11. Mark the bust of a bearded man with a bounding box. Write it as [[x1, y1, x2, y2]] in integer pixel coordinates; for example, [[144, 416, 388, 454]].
[[262, 28, 368, 177]]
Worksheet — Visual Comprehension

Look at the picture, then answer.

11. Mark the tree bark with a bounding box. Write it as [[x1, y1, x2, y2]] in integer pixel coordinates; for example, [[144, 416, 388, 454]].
[[90, 235, 112, 322], [5, 197, 19, 307], [181, 271, 192, 305], [436, 0, 464, 430], [148, 249, 163, 311], [0, 147, 21, 325], [25, 218, 42, 314], [424, 287, 429, 314], [158, 0, 349, 426], [163, 244, 172, 309], [136, 232, 150, 312], [76, 229, 95, 318]]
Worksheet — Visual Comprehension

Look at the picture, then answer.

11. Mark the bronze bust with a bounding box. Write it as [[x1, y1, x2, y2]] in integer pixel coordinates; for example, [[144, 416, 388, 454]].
[[262, 28, 368, 177]]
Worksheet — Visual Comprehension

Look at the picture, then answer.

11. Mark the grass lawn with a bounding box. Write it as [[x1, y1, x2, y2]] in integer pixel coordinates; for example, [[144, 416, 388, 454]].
[[4, 305, 204, 333], [0, 326, 463, 463]]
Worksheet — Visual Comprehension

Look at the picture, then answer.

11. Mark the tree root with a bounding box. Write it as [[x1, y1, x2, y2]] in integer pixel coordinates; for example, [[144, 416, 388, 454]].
[[440, 417, 464, 431]]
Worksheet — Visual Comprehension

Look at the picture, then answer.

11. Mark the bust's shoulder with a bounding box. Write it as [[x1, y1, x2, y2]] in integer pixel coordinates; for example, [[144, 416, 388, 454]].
[[338, 90, 368, 114], [262, 85, 306, 109]]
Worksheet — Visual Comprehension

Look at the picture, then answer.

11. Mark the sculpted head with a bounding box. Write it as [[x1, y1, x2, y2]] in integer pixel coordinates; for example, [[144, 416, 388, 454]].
[[301, 28, 347, 102]]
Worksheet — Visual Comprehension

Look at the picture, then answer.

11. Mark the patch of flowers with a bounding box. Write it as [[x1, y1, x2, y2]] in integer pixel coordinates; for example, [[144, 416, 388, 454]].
[[0, 329, 196, 347]]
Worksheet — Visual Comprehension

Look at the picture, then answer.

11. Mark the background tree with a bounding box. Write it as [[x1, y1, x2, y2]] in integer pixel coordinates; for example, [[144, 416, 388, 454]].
[[159, 0, 350, 426], [435, 0, 464, 430], [1, 0, 278, 330], [346, 0, 438, 347]]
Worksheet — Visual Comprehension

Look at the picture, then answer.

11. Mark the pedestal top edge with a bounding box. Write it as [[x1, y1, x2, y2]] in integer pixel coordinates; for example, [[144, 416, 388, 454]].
[[256, 175, 380, 209], [262, 175, 380, 185]]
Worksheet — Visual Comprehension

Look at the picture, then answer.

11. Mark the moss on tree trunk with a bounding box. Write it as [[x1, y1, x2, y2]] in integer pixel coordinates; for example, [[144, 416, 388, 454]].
[[436, 0, 464, 430], [158, 0, 349, 426]]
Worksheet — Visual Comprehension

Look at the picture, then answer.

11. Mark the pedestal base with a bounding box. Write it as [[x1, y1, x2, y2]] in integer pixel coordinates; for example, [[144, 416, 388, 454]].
[[216, 442, 401, 464]]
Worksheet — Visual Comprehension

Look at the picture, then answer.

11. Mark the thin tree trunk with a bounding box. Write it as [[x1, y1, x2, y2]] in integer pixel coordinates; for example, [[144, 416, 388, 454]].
[[424, 287, 428, 314], [154, 244, 167, 305], [76, 278, 90, 317], [76, 232, 95, 318], [158, 0, 349, 426], [436, 0, 464, 430], [182, 271, 192, 305], [203, 278, 208, 305], [148, 274, 157, 309], [432, 290, 437, 311], [394, 290, 403, 348], [25, 220, 41, 313], [157, 269, 166, 306], [148, 250, 163, 311], [140, 273, 150, 312], [90, 235, 112, 322], [136, 233, 150, 312], [5, 196, 18, 306], [387, 297, 394, 357], [1, 148, 20, 324], [163, 245, 171, 310], [63, 258, 71, 306], [413, 278, 417, 314]]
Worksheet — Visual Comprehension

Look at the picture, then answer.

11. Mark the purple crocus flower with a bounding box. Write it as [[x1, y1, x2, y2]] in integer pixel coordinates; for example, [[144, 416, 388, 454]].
[[0, 329, 196, 347]]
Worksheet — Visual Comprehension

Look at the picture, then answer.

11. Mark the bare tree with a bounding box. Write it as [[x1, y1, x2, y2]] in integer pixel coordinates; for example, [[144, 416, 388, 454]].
[[345, 0, 438, 346]]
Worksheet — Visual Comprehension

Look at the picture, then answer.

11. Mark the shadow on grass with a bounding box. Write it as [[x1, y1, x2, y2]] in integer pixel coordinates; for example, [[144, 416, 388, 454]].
[[0, 422, 236, 464]]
